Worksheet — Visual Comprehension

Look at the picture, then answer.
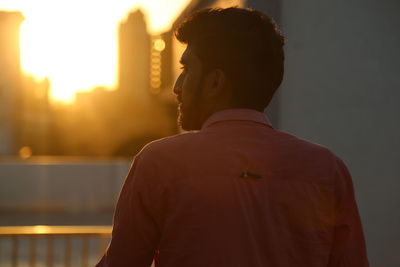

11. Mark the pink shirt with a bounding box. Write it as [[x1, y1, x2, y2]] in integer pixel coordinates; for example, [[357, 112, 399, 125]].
[[97, 109, 368, 267]]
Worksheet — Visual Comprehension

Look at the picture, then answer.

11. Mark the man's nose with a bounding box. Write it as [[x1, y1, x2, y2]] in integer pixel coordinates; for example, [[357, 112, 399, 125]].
[[173, 74, 183, 96]]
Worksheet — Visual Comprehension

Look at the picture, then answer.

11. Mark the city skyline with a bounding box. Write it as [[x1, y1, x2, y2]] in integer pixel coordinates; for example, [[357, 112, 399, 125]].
[[0, 0, 190, 102], [0, 8, 177, 157]]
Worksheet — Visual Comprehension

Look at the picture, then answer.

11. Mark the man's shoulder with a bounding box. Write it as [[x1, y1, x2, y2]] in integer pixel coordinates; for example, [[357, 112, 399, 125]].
[[137, 132, 200, 159], [274, 129, 344, 170], [130, 132, 204, 181], [276, 129, 335, 154]]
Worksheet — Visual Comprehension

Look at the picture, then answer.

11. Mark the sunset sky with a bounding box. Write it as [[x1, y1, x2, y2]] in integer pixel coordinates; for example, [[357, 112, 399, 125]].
[[0, 0, 190, 102]]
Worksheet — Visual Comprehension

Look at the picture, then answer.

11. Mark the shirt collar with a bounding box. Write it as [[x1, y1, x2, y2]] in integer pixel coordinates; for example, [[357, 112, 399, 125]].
[[201, 109, 273, 130]]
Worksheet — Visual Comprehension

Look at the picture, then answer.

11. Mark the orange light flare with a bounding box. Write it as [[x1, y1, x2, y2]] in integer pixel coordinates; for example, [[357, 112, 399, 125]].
[[0, 0, 190, 103]]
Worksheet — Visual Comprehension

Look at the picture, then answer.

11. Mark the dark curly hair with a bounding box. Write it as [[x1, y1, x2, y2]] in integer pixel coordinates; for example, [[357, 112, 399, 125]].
[[175, 7, 285, 111]]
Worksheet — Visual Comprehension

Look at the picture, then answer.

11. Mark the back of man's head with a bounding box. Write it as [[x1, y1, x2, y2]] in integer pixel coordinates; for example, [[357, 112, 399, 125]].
[[175, 7, 285, 111]]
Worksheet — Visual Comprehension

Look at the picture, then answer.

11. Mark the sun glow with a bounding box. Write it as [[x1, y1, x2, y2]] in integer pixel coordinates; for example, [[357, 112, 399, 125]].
[[1, 0, 190, 102]]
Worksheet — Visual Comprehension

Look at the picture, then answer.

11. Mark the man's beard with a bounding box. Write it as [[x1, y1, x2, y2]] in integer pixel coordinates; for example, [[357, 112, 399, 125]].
[[177, 77, 205, 131], [178, 96, 203, 131]]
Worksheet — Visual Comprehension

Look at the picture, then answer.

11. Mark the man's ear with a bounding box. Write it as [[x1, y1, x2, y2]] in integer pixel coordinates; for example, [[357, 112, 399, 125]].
[[203, 69, 227, 98]]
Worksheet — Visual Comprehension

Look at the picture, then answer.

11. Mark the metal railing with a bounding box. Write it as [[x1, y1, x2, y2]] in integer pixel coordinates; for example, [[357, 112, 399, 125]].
[[0, 225, 111, 267]]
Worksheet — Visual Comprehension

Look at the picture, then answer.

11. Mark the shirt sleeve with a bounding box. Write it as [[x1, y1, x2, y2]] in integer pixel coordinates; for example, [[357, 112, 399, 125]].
[[328, 159, 369, 267], [96, 153, 160, 267]]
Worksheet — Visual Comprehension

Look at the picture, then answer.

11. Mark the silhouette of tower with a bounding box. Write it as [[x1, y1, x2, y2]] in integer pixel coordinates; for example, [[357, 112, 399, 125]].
[[0, 11, 24, 155], [118, 9, 150, 103]]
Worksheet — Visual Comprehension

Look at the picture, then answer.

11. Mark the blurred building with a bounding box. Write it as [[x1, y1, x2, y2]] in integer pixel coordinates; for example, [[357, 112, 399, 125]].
[[118, 10, 150, 102], [0, 11, 52, 158], [0, 11, 24, 156]]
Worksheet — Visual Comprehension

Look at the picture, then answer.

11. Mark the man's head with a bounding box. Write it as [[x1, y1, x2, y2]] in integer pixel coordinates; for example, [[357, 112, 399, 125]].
[[173, 7, 285, 130]]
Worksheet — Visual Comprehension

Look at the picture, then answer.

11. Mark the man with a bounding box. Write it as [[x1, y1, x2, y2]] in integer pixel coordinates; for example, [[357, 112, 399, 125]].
[[97, 7, 369, 267]]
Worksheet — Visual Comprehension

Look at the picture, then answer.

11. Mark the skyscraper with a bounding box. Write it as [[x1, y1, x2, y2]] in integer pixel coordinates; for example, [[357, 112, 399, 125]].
[[118, 9, 150, 103]]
